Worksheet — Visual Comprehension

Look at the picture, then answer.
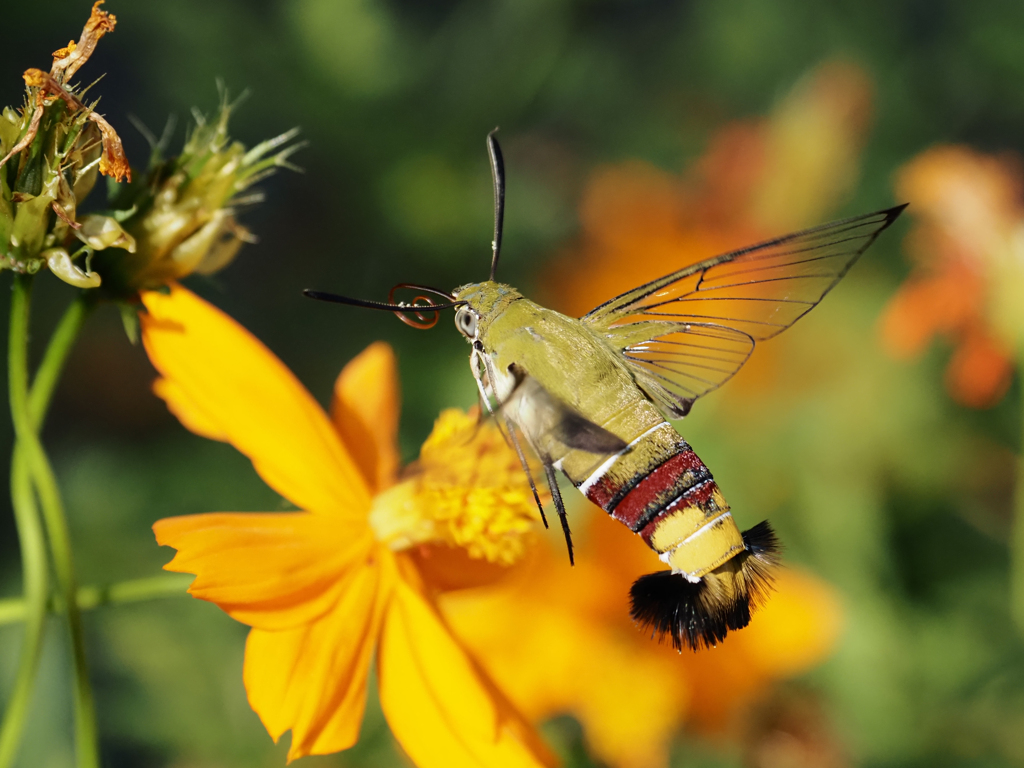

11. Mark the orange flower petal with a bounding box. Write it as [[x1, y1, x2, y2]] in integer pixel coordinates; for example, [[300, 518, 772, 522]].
[[443, 576, 688, 768], [878, 277, 949, 358], [682, 567, 844, 732], [878, 268, 984, 359], [896, 145, 1024, 261], [153, 512, 373, 630], [571, 637, 684, 768], [378, 570, 554, 768], [408, 543, 512, 591], [446, 510, 845, 756], [946, 326, 1014, 408], [697, 122, 766, 224], [243, 551, 393, 762], [733, 568, 844, 678], [330, 341, 401, 492], [140, 284, 370, 516], [152, 377, 227, 442]]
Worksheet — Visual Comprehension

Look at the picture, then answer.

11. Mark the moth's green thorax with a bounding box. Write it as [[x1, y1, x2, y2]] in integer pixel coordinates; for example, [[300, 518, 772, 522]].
[[453, 280, 646, 464]]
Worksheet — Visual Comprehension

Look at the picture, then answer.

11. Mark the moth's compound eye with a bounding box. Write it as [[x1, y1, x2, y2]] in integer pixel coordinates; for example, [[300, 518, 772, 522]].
[[456, 308, 478, 338]]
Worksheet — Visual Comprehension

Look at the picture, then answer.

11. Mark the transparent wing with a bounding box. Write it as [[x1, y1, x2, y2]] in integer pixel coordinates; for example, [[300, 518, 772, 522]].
[[582, 205, 906, 416], [615, 322, 755, 417]]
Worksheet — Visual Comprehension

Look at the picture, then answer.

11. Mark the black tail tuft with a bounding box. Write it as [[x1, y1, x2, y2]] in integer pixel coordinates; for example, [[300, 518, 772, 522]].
[[740, 519, 781, 609], [629, 570, 748, 651], [742, 519, 781, 559], [629, 519, 781, 652]]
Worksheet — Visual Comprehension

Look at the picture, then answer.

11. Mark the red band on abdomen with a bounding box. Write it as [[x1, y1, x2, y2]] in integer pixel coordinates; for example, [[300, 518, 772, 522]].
[[637, 479, 720, 546], [586, 448, 709, 530], [584, 475, 621, 511]]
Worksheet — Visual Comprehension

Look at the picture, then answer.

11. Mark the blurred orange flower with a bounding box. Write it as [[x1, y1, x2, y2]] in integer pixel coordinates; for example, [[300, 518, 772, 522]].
[[443, 509, 843, 768], [500, 60, 862, 767], [879, 146, 1024, 407], [142, 284, 552, 767], [546, 60, 872, 318]]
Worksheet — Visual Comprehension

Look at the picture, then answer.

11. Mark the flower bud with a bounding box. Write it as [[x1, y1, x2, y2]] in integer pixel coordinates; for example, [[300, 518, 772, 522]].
[[91, 97, 302, 296]]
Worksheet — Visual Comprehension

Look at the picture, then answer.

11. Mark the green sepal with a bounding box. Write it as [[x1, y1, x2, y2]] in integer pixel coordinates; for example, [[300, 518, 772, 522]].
[[118, 302, 140, 345], [0, 169, 13, 255]]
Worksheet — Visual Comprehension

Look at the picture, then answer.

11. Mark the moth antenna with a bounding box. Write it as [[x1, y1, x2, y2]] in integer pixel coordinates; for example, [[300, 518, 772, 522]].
[[487, 128, 505, 282], [302, 284, 464, 330]]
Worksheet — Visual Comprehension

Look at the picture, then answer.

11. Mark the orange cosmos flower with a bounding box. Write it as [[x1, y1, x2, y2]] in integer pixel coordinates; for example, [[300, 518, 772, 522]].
[[442, 509, 842, 768], [879, 146, 1024, 407], [545, 60, 872, 317], [141, 284, 553, 766]]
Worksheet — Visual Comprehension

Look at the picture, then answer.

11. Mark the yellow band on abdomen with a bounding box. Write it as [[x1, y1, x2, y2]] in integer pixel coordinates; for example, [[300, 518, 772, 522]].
[[662, 510, 744, 579]]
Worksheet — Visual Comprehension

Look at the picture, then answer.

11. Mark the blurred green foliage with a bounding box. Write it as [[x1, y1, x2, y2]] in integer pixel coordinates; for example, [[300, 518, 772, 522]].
[[3, 0, 1024, 766]]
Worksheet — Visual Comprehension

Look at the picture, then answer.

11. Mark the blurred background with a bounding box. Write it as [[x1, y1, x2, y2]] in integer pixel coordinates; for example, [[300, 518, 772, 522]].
[[3, 1, 1024, 766]]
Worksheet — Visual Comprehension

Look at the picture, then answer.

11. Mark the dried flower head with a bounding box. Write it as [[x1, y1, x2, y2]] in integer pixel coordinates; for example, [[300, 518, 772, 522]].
[[0, 1, 131, 288], [0, 2, 300, 299]]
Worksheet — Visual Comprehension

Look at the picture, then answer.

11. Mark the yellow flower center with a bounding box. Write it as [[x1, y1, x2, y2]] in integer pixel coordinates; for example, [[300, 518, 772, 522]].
[[369, 408, 544, 565]]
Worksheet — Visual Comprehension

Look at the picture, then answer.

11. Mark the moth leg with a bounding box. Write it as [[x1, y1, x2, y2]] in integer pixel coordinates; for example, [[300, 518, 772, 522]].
[[471, 344, 514, 439], [470, 346, 547, 527], [469, 347, 511, 448], [470, 347, 494, 408], [543, 459, 573, 566], [505, 415, 548, 529]]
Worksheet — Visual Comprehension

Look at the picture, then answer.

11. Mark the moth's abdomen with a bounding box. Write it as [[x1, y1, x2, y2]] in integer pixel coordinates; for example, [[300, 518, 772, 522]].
[[567, 419, 780, 650], [573, 422, 743, 578]]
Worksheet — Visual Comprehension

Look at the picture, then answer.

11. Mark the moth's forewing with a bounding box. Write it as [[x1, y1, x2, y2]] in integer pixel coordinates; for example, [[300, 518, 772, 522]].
[[583, 205, 907, 414]]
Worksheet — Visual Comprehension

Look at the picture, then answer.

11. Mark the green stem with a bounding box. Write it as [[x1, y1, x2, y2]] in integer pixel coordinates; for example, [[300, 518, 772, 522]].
[[1, 291, 92, 767], [28, 294, 91, 429], [0, 574, 194, 627], [0, 448, 49, 765], [7, 275, 98, 768]]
